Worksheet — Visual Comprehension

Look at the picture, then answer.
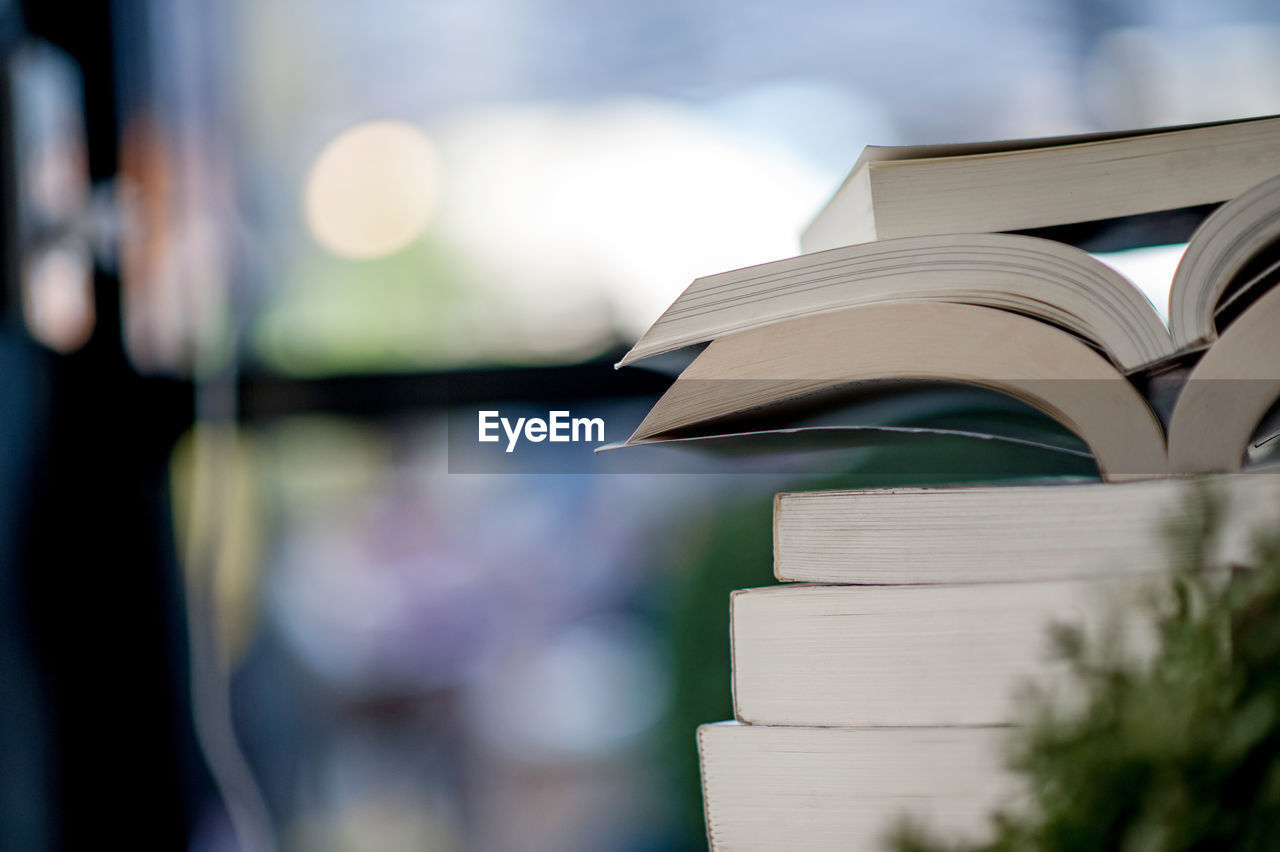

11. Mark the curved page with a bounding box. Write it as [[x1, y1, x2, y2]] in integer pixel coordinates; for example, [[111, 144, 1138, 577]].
[[627, 302, 1167, 480], [1171, 172, 1280, 348], [1169, 284, 1280, 473], [620, 232, 1171, 373]]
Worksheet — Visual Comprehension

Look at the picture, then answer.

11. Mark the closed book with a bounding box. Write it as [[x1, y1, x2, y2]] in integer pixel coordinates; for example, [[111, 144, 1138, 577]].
[[731, 580, 1143, 727], [699, 722, 1011, 852], [773, 476, 1280, 584]]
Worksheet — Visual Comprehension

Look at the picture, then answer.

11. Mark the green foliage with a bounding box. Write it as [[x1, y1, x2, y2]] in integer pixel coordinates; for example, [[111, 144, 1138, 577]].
[[892, 483, 1280, 852], [662, 490, 777, 846], [251, 236, 479, 375]]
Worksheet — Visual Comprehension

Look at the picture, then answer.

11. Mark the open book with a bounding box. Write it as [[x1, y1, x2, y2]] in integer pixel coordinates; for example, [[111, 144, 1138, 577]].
[[617, 170, 1280, 480], [622, 170, 1280, 374]]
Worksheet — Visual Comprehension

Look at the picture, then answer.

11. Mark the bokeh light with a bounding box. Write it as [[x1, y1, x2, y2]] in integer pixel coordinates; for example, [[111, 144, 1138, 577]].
[[302, 120, 440, 260]]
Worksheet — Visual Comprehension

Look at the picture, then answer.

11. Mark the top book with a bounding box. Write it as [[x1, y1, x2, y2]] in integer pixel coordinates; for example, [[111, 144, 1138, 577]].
[[800, 114, 1280, 253]]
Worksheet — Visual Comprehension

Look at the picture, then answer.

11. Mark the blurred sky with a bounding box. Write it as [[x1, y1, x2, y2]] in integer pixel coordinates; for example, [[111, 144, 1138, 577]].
[[199, 0, 1280, 376]]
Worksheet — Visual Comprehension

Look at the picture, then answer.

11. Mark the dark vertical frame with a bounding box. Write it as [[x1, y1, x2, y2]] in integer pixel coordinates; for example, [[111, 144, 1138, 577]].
[[8, 0, 205, 847]]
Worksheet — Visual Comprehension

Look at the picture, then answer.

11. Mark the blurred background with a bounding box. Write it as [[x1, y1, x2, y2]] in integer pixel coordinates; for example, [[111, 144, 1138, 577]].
[[4, 0, 1280, 850]]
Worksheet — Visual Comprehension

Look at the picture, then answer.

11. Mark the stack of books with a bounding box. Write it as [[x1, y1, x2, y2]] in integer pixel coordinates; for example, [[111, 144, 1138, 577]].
[[615, 116, 1280, 850], [703, 476, 1280, 850]]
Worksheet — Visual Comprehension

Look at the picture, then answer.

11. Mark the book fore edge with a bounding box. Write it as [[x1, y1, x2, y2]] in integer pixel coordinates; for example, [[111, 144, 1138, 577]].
[[696, 725, 720, 852]]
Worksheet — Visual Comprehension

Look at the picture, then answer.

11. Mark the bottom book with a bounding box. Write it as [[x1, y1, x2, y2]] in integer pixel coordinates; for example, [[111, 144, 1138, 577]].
[[698, 722, 1014, 851]]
